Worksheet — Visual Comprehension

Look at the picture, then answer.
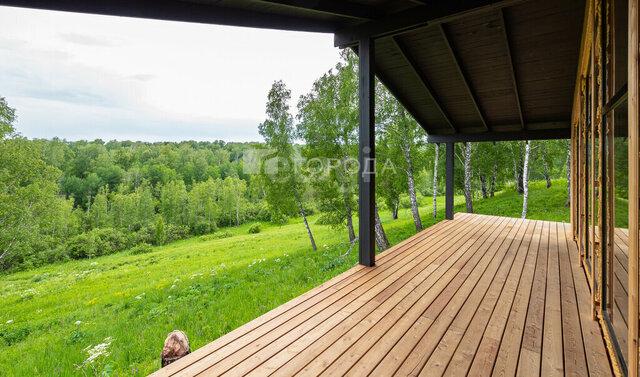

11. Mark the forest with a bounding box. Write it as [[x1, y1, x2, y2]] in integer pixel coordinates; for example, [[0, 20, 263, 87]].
[[0, 50, 573, 273]]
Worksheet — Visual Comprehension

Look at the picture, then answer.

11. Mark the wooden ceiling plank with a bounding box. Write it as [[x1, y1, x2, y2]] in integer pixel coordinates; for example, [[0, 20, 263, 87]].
[[438, 24, 489, 131], [498, 8, 525, 130], [334, 0, 527, 47], [427, 126, 570, 143], [391, 36, 458, 132], [259, 0, 382, 20]]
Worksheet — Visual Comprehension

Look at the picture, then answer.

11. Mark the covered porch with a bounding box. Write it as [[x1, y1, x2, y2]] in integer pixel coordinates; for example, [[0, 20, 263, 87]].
[[151, 214, 613, 376]]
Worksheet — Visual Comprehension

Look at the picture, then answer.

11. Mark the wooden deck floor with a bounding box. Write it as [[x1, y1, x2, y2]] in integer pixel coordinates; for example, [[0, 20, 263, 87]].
[[151, 214, 613, 376]]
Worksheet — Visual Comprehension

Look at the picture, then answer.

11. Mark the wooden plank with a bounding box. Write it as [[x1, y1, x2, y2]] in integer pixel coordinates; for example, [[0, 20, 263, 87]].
[[408, 219, 533, 376], [564, 223, 613, 376], [557, 222, 589, 376], [541, 221, 565, 377], [490, 221, 543, 377], [308, 216, 507, 376], [516, 220, 551, 377], [438, 23, 489, 131], [177, 215, 496, 376], [246, 216, 510, 376], [362, 217, 521, 376], [462, 220, 539, 376]]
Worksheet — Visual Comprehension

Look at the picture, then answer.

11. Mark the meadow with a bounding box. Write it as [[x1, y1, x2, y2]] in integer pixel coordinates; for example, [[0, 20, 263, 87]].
[[0, 180, 575, 376]]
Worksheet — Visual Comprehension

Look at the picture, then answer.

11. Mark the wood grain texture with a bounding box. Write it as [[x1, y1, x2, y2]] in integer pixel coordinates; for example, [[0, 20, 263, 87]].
[[148, 215, 613, 377]]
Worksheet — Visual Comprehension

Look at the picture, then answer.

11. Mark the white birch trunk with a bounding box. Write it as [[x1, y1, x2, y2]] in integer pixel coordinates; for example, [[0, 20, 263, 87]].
[[374, 203, 390, 251], [565, 142, 571, 206], [541, 144, 551, 188], [463, 142, 474, 213], [521, 140, 531, 219], [491, 163, 497, 197], [433, 144, 439, 219]]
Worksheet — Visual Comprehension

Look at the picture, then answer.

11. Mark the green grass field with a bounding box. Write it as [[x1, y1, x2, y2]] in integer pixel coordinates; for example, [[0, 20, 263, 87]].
[[0, 179, 575, 376]]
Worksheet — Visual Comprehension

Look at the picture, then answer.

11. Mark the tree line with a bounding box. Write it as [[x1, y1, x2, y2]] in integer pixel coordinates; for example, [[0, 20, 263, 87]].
[[0, 51, 570, 272]]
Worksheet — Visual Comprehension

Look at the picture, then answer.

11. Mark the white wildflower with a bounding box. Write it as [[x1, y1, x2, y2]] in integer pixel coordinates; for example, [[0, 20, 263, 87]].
[[74, 321, 82, 325], [170, 285, 176, 289], [135, 296, 142, 299], [90, 262, 98, 266], [167, 296, 172, 299], [6, 320, 13, 324], [173, 279, 180, 283], [83, 337, 114, 364], [275, 259, 280, 262]]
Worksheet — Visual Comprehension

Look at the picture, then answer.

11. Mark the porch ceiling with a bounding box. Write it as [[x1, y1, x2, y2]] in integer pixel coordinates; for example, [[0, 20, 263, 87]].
[[0, 0, 583, 141]]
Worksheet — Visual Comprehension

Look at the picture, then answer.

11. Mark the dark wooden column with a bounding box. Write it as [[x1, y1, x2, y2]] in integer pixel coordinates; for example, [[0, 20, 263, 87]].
[[445, 142, 455, 220], [358, 37, 375, 267]]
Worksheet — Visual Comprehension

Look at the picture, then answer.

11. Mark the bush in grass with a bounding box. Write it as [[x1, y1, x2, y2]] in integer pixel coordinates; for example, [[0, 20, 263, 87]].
[[193, 220, 213, 236], [248, 223, 261, 234], [198, 230, 233, 241], [66, 228, 131, 259], [130, 243, 153, 255]]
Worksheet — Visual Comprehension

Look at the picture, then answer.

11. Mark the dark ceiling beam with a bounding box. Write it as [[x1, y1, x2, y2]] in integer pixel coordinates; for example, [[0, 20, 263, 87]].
[[260, 0, 382, 20], [334, 0, 527, 47], [439, 24, 489, 132], [427, 126, 571, 143], [391, 36, 457, 133], [498, 8, 525, 130], [348, 47, 434, 135], [0, 0, 337, 33]]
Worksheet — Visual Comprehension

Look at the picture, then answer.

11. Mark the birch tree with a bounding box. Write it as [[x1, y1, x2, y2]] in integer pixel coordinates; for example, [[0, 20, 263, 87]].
[[521, 140, 531, 218], [376, 82, 425, 231], [433, 143, 439, 219], [297, 50, 360, 242], [456, 142, 475, 213], [259, 80, 316, 250]]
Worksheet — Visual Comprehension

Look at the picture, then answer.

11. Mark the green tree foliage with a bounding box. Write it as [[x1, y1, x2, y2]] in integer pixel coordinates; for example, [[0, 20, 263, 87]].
[[259, 80, 317, 250], [297, 50, 359, 242], [154, 216, 166, 246]]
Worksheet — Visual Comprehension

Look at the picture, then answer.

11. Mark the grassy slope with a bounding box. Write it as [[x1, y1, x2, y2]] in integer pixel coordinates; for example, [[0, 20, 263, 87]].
[[0, 179, 577, 376]]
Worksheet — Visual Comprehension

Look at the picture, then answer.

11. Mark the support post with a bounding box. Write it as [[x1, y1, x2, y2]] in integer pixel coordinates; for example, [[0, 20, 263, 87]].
[[445, 142, 455, 220], [628, 0, 639, 375], [358, 37, 375, 267]]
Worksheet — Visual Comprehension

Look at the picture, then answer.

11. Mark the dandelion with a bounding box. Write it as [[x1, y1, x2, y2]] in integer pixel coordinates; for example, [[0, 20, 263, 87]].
[[156, 283, 166, 290], [87, 298, 98, 305]]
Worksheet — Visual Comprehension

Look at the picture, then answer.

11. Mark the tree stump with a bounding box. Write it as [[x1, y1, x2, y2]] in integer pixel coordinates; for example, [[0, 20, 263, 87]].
[[161, 330, 190, 367]]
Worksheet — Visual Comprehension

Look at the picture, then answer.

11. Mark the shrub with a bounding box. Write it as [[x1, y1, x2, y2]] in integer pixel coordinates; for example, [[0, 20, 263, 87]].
[[66, 228, 131, 259], [248, 223, 261, 234], [193, 221, 212, 236], [154, 216, 166, 246], [198, 230, 233, 241], [130, 243, 153, 255]]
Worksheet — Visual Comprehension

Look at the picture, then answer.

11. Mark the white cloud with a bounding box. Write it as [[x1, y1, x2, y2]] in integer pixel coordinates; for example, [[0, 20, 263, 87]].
[[0, 5, 340, 142]]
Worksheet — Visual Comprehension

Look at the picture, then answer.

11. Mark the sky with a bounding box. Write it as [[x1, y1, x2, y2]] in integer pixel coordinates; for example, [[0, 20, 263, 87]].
[[0, 6, 341, 142]]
